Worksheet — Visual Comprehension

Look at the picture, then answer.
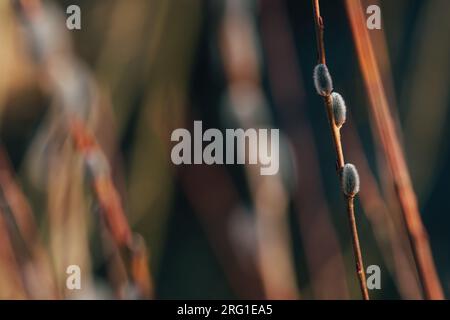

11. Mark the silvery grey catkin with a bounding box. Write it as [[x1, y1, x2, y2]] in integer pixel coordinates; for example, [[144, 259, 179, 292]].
[[342, 163, 360, 197], [331, 92, 347, 128], [84, 149, 111, 180], [313, 64, 333, 96]]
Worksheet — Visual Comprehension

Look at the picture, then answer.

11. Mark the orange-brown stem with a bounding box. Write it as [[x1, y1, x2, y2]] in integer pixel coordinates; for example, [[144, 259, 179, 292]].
[[312, 0, 369, 300], [347, 196, 369, 300]]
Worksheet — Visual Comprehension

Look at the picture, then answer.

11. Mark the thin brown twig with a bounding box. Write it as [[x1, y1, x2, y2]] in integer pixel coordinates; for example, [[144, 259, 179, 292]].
[[312, 0, 326, 65], [12, 0, 153, 298], [347, 196, 369, 300], [220, 0, 299, 299], [345, 122, 422, 299], [260, 0, 350, 299], [70, 118, 153, 298], [311, 0, 369, 300], [0, 211, 28, 298], [345, 0, 444, 300], [312, 0, 345, 170]]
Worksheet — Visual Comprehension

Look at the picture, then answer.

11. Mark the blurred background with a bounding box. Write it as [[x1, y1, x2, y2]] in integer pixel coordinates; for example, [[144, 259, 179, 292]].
[[0, 0, 449, 299]]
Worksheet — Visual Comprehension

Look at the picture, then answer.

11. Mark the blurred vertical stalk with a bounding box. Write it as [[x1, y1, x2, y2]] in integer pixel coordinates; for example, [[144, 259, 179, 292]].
[[0, 211, 28, 298], [180, 164, 266, 299], [219, 0, 299, 299], [347, 0, 422, 299], [0, 148, 58, 298], [402, 0, 450, 199], [12, 0, 153, 298], [259, 0, 349, 299], [345, 0, 444, 300]]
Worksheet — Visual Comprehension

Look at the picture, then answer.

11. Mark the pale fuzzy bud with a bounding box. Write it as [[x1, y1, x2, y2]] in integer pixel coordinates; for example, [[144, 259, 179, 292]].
[[331, 92, 347, 128], [342, 163, 360, 197], [84, 149, 110, 180], [313, 64, 333, 96]]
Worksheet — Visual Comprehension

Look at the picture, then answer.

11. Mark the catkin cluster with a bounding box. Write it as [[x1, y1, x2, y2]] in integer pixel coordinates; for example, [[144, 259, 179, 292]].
[[313, 64, 360, 198]]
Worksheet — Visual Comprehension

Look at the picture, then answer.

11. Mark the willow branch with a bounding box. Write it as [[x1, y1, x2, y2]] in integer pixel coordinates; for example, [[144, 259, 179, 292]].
[[312, 0, 369, 300]]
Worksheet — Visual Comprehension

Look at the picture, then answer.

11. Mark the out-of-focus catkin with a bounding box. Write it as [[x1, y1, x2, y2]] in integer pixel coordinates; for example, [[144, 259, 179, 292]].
[[84, 149, 111, 180]]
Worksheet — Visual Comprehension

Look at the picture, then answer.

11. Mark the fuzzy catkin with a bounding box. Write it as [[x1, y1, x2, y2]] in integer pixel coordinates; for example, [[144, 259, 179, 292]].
[[313, 64, 333, 96], [342, 163, 360, 197], [331, 92, 347, 128], [84, 149, 111, 180]]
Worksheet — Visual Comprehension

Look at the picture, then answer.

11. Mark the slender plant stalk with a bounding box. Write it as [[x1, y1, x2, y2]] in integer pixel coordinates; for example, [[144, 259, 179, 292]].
[[346, 123, 422, 299], [0, 148, 59, 298], [0, 211, 29, 298], [70, 118, 153, 298], [220, 0, 299, 299], [345, 0, 444, 300], [260, 0, 350, 299], [312, 2, 345, 169], [347, 196, 369, 300], [312, 0, 369, 300], [12, 0, 153, 298]]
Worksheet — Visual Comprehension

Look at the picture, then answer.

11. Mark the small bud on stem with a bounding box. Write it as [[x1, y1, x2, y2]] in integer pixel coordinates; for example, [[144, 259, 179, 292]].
[[313, 63, 333, 96], [342, 163, 360, 197]]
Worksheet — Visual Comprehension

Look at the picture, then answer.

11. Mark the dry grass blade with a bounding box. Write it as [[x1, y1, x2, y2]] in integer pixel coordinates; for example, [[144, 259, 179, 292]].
[[0, 148, 58, 298], [345, 0, 444, 300], [12, 0, 153, 298], [70, 118, 153, 298], [220, 0, 299, 299]]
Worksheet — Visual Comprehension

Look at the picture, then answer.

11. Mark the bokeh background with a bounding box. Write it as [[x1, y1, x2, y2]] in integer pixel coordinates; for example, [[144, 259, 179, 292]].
[[0, 0, 449, 299]]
